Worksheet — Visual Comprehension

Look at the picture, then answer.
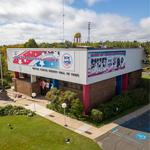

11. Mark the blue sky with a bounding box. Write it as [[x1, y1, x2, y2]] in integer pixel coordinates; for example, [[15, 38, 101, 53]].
[[73, 0, 149, 22], [0, 0, 149, 45]]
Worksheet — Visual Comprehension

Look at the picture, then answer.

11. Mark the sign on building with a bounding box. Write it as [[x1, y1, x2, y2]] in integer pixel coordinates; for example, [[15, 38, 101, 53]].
[[13, 50, 75, 71], [88, 51, 126, 77]]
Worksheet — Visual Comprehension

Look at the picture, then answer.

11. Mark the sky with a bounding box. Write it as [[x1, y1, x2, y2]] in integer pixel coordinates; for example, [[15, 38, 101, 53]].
[[0, 0, 149, 45]]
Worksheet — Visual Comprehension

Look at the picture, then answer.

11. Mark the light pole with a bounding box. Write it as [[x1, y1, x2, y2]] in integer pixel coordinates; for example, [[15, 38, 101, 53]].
[[0, 52, 4, 91], [62, 103, 67, 127], [32, 92, 36, 112]]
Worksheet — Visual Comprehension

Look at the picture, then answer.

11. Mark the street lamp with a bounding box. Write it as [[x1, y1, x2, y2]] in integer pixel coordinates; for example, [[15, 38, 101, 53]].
[[32, 92, 36, 112], [0, 52, 4, 91], [61, 103, 67, 127]]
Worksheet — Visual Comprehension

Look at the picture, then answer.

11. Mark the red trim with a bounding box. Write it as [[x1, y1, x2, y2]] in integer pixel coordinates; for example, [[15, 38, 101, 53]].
[[14, 72, 19, 78], [83, 85, 90, 114], [122, 74, 128, 92]]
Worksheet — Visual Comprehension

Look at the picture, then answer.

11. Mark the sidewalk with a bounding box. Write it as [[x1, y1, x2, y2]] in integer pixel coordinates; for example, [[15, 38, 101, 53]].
[[1, 89, 150, 140]]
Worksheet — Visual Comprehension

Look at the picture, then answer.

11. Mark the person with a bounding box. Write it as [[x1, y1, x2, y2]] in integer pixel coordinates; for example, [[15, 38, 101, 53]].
[[40, 80, 46, 95], [51, 82, 54, 89], [46, 81, 50, 93], [42, 80, 46, 95], [39, 79, 43, 95], [49, 80, 52, 90]]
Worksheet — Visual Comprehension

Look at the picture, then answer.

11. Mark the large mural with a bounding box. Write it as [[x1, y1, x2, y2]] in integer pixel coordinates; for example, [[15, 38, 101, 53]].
[[12, 50, 74, 71], [88, 50, 126, 77]]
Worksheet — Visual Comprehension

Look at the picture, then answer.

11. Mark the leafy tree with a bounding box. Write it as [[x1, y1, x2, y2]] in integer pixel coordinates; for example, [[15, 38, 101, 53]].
[[24, 39, 38, 48]]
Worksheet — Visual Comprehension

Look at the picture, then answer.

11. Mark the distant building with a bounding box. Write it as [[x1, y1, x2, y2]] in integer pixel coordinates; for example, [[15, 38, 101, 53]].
[[7, 48, 144, 114]]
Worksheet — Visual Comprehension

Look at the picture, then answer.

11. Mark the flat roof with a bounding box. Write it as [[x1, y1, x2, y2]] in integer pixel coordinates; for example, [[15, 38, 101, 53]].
[[7, 47, 143, 52]]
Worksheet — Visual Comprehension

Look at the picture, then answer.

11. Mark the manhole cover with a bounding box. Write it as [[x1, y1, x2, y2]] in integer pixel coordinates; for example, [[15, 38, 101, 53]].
[[49, 114, 55, 117], [85, 131, 92, 135]]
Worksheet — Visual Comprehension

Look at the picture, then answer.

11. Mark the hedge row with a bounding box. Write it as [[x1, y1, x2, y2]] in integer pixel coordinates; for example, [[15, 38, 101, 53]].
[[46, 87, 149, 123], [0, 105, 35, 116], [90, 88, 149, 122]]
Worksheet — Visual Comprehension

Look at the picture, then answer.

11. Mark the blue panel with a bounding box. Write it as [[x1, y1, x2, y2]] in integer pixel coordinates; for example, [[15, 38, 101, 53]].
[[52, 79, 59, 89], [116, 75, 122, 95]]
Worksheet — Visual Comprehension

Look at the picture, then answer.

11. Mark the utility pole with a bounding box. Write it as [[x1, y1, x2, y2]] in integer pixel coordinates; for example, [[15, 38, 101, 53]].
[[88, 22, 91, 43], [0, 52, 4, 91]]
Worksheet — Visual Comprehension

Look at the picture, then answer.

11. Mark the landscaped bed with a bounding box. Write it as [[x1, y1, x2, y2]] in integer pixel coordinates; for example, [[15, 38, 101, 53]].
[[0, 115, 100, 150], [46, 77, 149, 127]]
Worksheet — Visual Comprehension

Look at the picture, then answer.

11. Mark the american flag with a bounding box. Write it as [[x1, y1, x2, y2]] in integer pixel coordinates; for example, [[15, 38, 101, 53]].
[[13, 50, 60, 69], [13, 50, 43, 65]]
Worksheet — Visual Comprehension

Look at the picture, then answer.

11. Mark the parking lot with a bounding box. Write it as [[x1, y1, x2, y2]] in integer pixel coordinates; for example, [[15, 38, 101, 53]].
[[96, 111, 150, 150]]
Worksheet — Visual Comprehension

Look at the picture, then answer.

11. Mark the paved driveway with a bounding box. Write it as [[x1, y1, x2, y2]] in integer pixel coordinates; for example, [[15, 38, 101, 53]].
[[96, 111, 150, 150]]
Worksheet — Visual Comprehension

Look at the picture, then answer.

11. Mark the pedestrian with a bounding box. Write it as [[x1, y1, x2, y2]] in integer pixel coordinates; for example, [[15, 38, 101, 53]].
[[39, 79, 43, 95], [49, 80, 52, 90], [46, 81, 50, 93], [41, 80, 46, 95]]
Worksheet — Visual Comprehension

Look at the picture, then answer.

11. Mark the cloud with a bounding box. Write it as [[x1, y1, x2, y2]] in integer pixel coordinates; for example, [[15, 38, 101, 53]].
[[0, 0, 149, 45], [85, 0, 107, 6]]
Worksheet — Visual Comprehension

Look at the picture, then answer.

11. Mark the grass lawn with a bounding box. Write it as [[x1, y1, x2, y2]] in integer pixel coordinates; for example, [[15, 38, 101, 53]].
[[0, 115, 100, 150], [142, 73, 150, 79]]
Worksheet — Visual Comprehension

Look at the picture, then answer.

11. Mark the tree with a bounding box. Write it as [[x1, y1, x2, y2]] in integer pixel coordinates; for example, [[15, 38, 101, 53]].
[[24, 39, 38, 48]]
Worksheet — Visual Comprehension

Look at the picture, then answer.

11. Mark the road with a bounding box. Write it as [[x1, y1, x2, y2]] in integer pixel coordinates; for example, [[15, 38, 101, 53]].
[[96, 110, 150, 150]]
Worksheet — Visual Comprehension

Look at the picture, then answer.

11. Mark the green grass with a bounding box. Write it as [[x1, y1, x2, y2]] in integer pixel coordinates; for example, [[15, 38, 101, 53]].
[[0, 115, 100, 150], [142, 73, 150, 79]]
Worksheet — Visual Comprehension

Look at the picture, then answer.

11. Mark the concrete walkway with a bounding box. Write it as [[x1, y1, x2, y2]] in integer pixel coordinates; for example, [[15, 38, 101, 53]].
[[1, 89, 149, 140]]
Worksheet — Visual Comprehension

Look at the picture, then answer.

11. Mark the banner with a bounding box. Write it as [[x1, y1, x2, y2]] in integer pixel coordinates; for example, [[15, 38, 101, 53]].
[[88, 51, 126, 77], [13, 50, 74, 71]]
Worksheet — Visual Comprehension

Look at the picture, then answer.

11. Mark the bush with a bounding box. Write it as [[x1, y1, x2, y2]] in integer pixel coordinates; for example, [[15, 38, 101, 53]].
[[96, 87, 149, 121], [0, 105, 35, 116], [69, 99, 83, 118], [127, 88, 148, 106], [45, 88, 60, 101], [90, 109, 103, 122], [0, 79, 11, 89], [46, 89, 83, 119]]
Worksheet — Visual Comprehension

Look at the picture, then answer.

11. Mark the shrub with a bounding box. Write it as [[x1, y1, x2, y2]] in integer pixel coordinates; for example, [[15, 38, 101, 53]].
[[96, 87, 149, 121], [127, 88, 149, 106], [0, 105, 35, 116], [90, 109, 103, 122], [46, 89, 83, 119], [0, 79, 11, 89], [45, 88, 60, 101], [69, 99, 83, 118]]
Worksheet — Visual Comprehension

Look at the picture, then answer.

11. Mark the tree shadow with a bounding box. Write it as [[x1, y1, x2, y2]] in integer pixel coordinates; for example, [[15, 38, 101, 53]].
[[0, 90, 13, 101], [115, 110, 150, 133]]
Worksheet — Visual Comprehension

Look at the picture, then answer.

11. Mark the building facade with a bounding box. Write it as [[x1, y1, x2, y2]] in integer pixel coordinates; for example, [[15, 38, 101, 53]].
[[7, 48, 144, 113]]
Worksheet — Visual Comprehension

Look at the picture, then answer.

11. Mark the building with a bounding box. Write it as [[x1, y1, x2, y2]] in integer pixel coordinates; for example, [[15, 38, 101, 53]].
[[7, 48, 144, 114]]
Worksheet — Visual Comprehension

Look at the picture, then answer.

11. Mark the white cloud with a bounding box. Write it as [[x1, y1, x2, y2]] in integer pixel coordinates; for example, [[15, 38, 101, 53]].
[[140, 17, 150, 29], [85, 0, 107, 6], [0, 0, 149, 45]]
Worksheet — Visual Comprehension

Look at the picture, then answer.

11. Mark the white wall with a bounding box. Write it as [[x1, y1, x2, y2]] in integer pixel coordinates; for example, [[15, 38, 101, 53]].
[[7, 48, 144, 85], [87, 48, 144, 84], [7, 48, 87, 84]]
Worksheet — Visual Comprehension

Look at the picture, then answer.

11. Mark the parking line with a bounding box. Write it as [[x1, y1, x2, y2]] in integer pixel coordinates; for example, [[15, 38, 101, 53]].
[[112, 130, 143, 146]]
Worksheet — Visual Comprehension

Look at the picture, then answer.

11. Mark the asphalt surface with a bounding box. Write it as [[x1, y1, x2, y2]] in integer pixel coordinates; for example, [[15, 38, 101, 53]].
[[96, 111, 150, 150]]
